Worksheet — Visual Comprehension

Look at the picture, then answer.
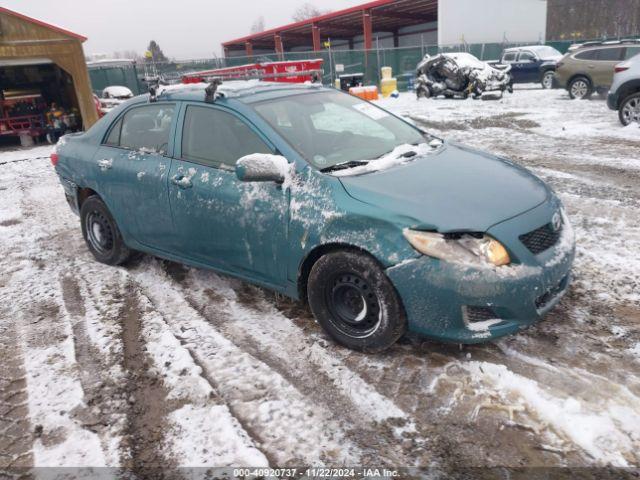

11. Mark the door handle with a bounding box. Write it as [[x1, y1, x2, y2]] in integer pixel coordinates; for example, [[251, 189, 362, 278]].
[[97, 158, 113, 171], [171, 174, 193, 189]]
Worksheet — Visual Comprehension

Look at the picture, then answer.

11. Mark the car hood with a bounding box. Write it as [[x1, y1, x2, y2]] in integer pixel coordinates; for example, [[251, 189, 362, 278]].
[[337, 142, 550, 232]]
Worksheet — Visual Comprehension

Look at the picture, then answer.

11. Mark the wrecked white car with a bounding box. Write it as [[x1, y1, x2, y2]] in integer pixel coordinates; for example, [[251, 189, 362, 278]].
[[416, 52, 513, 99]]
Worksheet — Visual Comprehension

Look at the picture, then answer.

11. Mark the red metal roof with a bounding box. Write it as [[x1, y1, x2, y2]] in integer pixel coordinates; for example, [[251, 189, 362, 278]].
[[0, 7, 88, 42], [223, 0, 437, 50]]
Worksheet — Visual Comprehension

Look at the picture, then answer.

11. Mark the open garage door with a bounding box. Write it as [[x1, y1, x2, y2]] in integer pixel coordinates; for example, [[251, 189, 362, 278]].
[[0, 59, 83, 144], [0, 6, 99, 145]]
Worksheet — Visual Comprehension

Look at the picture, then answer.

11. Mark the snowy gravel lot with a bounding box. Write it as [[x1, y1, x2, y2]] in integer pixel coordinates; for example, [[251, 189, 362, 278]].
[[1, 85, 639, 473]]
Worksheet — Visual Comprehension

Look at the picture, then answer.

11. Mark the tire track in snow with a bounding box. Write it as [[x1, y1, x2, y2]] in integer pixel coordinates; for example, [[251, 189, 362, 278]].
[[132, 286, 269, 467], [129, 261, 361, 465], [162, 264, 424, 465], [0, 315, 33, 470]]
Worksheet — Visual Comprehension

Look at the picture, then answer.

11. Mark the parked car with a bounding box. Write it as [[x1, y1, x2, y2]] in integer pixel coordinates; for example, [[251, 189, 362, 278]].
[[99, 86, 134, 115], [494, 45, 562, 89], [607, 53, 640, 125], [52, 81, 575, 352], [555, 40, 640, 99], [416, 52, 512, 99]]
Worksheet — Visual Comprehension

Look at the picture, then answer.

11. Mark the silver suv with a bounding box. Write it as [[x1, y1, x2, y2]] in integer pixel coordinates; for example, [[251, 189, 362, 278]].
[[607, 53, 640, 125]]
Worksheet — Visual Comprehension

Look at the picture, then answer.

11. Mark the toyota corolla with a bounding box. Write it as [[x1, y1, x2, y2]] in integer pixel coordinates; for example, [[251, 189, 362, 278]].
[[53, 81, 575, 352]]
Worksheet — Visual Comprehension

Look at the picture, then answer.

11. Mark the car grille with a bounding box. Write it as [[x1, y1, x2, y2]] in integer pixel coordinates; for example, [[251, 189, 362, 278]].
[[535, 275, 569, 310], [519, 223, 562, 255], [463, 306, 498, 323]]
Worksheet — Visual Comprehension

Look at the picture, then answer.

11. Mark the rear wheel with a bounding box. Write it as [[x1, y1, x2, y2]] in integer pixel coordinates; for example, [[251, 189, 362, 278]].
[[307, 251, 407, 352], [541, 70, 555, 89], [569, 76, 592, 99], [619, 93, 640, 126], [80, 196, 132, 265]]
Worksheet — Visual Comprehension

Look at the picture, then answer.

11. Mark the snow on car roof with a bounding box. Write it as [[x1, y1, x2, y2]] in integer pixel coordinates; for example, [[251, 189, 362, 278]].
[[156, 80, 323, 102]]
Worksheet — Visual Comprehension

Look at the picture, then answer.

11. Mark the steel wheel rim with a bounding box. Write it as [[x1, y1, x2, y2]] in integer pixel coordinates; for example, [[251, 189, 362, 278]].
[[87, 211, 114, 255], [571, 80, 588, 98], [543, 72, 554, 89], [325, 273, 381, 338], [622, 98, 640, 124]]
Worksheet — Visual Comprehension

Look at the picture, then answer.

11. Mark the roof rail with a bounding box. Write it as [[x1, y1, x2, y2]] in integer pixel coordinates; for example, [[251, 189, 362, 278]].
[[572, 39, 640, 50]]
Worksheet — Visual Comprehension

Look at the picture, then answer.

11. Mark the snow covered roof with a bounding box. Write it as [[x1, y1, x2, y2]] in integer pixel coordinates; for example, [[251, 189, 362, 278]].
[[156, 80, 323, 102]]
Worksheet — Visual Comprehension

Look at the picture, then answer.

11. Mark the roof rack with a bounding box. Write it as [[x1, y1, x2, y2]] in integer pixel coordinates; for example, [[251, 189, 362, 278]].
[[200, 70, 323, 103], [572, 39, 640, 50]]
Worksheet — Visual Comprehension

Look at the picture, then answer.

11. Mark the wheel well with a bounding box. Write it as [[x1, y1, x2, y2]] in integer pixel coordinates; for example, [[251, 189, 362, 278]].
[[568, 74, 592, 87], [77, 187, 99, 207], [297, 243, 373, 301], [618, 83, 640, 107]]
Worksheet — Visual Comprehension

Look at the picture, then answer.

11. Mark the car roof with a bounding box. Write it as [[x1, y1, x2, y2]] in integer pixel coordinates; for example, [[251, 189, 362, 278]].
[[152, 80, 326, 104]]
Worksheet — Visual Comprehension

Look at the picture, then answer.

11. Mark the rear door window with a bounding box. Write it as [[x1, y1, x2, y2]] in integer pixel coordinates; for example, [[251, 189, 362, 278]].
[[574, 50, 597, 60], [181, 105, 272, 169], [596, 48, 625, 61], [118, 104, 175, 154], [624, 46, 640, 59]]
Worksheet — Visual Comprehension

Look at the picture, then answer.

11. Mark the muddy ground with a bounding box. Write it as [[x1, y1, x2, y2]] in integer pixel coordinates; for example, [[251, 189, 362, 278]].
[[0, 86, 639, 475]]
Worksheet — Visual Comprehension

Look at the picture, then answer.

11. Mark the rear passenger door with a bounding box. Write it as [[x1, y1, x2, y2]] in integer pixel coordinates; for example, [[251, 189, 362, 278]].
[[92, 102, 176, 251], [594, 47, 625, 87], [167, 103, 289, 285]]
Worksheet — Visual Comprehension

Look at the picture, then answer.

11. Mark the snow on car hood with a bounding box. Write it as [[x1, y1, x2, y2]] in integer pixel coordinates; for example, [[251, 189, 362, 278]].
[[336, 142, 550, 233]]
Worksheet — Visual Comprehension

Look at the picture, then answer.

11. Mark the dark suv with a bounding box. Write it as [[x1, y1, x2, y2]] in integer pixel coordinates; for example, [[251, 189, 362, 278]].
[[555, 40, 640, 99], [496, 45, 562, 89]]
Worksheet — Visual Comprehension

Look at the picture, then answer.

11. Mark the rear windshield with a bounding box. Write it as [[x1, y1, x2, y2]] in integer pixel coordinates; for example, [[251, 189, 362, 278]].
[[252, 90, 425, 169]]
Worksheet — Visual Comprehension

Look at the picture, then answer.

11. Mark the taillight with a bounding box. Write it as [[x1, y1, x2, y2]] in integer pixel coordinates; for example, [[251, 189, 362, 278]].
[[615, 66, 629, 73], [50, 152, 59, 166]]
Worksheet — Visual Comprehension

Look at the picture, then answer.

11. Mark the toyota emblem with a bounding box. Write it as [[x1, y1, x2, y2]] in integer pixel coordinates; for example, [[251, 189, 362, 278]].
[[551, 212, 563, 232]]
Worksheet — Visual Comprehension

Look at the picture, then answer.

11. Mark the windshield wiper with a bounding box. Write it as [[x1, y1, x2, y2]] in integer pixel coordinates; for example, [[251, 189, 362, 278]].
[[320, 160, 370, 173]]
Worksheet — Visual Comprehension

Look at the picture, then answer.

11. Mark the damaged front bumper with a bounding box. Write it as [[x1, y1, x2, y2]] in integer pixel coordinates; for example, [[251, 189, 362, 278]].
[[386, 202, 576, 344]]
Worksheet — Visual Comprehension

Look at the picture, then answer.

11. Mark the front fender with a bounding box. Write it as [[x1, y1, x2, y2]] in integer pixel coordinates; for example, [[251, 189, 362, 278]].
[[286, 168, 419, 285]]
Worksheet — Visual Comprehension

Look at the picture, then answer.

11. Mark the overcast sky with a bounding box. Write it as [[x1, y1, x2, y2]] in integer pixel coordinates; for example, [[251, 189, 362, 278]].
[[3, 0, 365, 58]]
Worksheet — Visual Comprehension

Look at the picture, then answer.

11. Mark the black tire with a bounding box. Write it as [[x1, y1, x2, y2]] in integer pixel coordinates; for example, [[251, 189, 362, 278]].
[[619, 92, 640, 126], [80, 196, 132, 266], [568, 76, 592, 99], [541, 70, 555, 89], [307, 251, 407, 352]]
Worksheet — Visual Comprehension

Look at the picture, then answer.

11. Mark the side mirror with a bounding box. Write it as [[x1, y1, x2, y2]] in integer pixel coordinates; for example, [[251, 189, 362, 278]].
[[235, 154, 290, 183]]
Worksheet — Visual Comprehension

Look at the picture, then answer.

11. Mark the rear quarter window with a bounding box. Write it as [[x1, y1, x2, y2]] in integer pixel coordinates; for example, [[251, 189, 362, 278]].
[[624, 46, 640, 59]]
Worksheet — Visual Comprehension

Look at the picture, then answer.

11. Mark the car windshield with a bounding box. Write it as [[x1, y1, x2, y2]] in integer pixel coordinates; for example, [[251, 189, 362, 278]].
[[252, 90, 425, 170], [531, 46, 562, 59]]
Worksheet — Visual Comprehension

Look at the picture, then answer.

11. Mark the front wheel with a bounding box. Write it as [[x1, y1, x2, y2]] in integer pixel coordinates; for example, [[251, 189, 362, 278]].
[[541, 71, 555, 89], [80, 196, 132, 265], [307, 251, 407, 352], [569, 76, 592, 99], [619, 93, 640, 126]]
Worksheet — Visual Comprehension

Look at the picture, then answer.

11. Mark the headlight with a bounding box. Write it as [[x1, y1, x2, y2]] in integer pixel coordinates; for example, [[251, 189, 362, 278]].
[[403, 229, 510, 267]]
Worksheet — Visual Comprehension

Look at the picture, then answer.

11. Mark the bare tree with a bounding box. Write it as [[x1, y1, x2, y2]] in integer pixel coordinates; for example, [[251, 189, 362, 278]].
[[292, 3, 329, 22], [250, 16, 265, 33]]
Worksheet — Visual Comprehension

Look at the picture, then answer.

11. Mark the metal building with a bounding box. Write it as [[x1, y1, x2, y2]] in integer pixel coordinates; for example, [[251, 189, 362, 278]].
[[0, 7, 98, 133], [222, 0, 548, 58]]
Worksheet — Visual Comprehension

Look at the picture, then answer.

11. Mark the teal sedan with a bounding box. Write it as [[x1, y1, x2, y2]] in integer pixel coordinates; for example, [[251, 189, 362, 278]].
[[53, 81, 575, 351]]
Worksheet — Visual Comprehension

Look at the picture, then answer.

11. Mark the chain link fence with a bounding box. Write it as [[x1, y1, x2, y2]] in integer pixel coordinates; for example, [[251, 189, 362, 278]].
[[89, 36, 639, 95]]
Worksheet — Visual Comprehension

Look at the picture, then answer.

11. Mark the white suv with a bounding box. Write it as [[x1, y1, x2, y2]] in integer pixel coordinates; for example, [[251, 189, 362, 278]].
[[608, 53, 640, 125]]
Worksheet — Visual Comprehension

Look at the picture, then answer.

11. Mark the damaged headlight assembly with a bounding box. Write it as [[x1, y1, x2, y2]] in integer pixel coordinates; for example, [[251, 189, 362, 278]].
[[403, 229, 511, 267]]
